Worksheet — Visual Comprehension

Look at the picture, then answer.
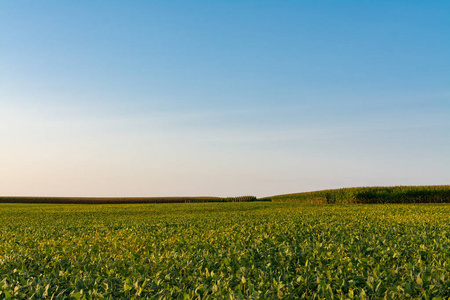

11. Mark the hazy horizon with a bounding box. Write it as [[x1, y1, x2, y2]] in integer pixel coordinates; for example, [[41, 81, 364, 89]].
[[1, 1, 449, 198]]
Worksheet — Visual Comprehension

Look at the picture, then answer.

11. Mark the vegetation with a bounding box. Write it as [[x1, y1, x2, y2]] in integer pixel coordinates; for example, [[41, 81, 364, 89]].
[[0, 195, 259, 204], [264, 185, 450, 204], [3, 186, 450, 205], [1, 202, 450, 299]]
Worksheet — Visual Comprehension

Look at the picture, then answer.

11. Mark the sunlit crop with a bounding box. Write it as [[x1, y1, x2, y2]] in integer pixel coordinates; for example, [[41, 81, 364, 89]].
[[266, 185, 450, 204], [1, 202, 449, 299]]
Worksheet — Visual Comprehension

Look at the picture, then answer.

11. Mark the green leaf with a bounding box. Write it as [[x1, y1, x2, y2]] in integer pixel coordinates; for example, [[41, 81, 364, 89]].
[[4, 291, 12, 299], [416, 275, 423, 286]]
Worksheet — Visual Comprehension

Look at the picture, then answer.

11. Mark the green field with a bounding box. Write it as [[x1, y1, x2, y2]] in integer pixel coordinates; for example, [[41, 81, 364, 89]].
[[1, 202, 449, 299], [264, 185, 450, 204]]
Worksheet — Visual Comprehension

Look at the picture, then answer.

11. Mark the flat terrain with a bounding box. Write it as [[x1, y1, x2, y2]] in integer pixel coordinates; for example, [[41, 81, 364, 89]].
[[1, 202, 449, 299]]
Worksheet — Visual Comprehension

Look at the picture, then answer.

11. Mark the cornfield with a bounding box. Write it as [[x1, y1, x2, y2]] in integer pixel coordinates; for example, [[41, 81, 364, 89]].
[[264, 185, 450, 204], [0, 195, 259, 204]]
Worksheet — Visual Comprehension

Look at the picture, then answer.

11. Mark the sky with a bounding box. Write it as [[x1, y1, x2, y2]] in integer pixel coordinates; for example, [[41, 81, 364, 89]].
[[1, 1, 449, 198]]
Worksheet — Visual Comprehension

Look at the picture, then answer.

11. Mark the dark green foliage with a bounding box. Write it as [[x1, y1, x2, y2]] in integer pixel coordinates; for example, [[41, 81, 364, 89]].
[[265, 185, 450, 204], [0, 195, 260, 204]]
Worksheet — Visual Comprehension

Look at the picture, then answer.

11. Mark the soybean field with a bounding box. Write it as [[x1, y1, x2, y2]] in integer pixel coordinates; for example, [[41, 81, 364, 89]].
[[1, 202, 449, 299]]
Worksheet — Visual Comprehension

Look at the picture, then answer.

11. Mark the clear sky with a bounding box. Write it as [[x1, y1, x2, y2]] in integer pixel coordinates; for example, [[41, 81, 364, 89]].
[[1, 1, 449, 197]]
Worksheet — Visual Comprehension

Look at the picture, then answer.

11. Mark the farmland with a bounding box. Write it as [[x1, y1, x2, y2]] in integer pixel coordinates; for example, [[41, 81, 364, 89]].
[[0, 196, 259, 204], [1, 202, 449, 299], [265, 185, 450, 204]]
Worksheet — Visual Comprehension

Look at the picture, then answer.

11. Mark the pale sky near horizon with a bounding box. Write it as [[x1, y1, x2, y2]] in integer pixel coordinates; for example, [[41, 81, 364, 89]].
[[1, 1, 449, 198]]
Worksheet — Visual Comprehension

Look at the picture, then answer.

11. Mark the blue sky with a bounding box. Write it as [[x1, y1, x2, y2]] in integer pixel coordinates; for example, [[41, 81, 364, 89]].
[[1, 1, 449, 197]]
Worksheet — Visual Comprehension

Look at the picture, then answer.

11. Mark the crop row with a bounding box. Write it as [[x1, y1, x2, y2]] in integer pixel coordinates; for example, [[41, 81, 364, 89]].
[[265, 185, 450, 204], [0, 195, 259, 204]]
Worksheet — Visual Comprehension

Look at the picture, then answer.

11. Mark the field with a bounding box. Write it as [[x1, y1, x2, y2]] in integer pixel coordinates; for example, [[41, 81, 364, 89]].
[[264, 185, 450, 204], [1, 202, 450, 299], [0, 196, 259, 204]]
